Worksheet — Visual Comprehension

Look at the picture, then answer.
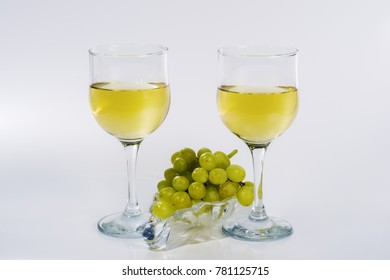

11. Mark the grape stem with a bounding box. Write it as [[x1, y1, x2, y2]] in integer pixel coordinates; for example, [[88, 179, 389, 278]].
[[227, 149, 238, 158]]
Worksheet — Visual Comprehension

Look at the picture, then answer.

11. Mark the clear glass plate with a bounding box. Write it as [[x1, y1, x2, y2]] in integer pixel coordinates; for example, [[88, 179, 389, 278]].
[[142, 197, 237, 250]]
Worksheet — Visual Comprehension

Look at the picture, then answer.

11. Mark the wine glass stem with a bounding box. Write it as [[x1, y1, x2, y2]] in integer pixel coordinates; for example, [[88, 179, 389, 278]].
[[122, 141, 142, 217], [248, 143, 270, 221]]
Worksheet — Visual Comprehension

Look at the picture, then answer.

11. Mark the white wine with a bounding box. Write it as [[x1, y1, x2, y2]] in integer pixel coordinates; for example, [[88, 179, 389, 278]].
[[217, 85, 298, 143], [90, 82, 170, 140]]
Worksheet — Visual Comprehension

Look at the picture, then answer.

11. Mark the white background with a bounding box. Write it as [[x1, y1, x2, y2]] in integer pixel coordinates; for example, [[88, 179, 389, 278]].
[[1, 0, 390, 260]]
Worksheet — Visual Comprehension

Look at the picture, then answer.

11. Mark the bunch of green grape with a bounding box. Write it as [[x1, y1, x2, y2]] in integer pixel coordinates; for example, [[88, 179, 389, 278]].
[[151, 147, 256, 220]]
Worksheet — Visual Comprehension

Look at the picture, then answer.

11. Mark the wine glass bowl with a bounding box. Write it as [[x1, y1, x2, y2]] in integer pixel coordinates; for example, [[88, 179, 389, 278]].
[[217, 46, 298, 241], [217, 85, 298, 144], [89, 44, 170, 238]]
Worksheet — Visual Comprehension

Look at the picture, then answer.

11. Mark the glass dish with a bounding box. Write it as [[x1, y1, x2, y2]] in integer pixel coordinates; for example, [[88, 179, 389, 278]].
[[142, 197, 237, 250]]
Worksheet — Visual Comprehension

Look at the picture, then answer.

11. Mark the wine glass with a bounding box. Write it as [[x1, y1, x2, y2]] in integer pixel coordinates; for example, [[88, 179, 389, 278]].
[[217, 46, 298, 241], [89, 44, 170, 238]]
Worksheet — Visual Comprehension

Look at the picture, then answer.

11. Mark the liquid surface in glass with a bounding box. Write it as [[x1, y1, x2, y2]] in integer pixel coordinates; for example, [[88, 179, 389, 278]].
[[90, 82, 170, 140], [217, 85, 298, 143]]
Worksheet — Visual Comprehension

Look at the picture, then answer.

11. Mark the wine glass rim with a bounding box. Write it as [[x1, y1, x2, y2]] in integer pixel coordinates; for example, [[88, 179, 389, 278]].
[[218, 45, 298, 58], [89, 43, 168, 57]]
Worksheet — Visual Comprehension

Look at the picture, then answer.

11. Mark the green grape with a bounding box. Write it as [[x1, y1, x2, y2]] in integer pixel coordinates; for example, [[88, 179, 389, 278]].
[[219, 181, 239, 199], [179, 148, 197, 165], [157, 180, 171, 191], [152, 201, 175, 219], [183, 171, 194, 184], [243, 181, 254, 189], [164, 168, 178, 184], [191, 167, 208, 183], [171, 191, 192, 210], [205, 182, 219, 191], [226, 164, 246, 182], [206, 185, 219, 192], [197, 147, 212, 158], [199, 152, 217, 171], [242, 181, 261, 198], [188, 182, 207, 200], [172, 175, 189, 191], [237, 185, 254, 206], [214, 151, 231, 169], [173, 157, 187, 174], [202, 186, 220, 202], [208, 168, 228, 185], [188, 158, 200, 172], [191, 199, 202, 206], [170, 151, 181, 164], [158, 187, 176, 202]]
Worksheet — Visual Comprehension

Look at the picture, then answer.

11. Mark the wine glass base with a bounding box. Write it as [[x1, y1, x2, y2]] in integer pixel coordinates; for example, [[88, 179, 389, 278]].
[[97, 212, 150, 238], [222, 215, 293, 241]]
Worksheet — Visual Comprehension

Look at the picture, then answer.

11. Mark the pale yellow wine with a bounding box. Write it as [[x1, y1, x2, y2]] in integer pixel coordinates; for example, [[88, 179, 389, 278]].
[[217, 85, 298, 143], [90, 82, 170, 140]]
